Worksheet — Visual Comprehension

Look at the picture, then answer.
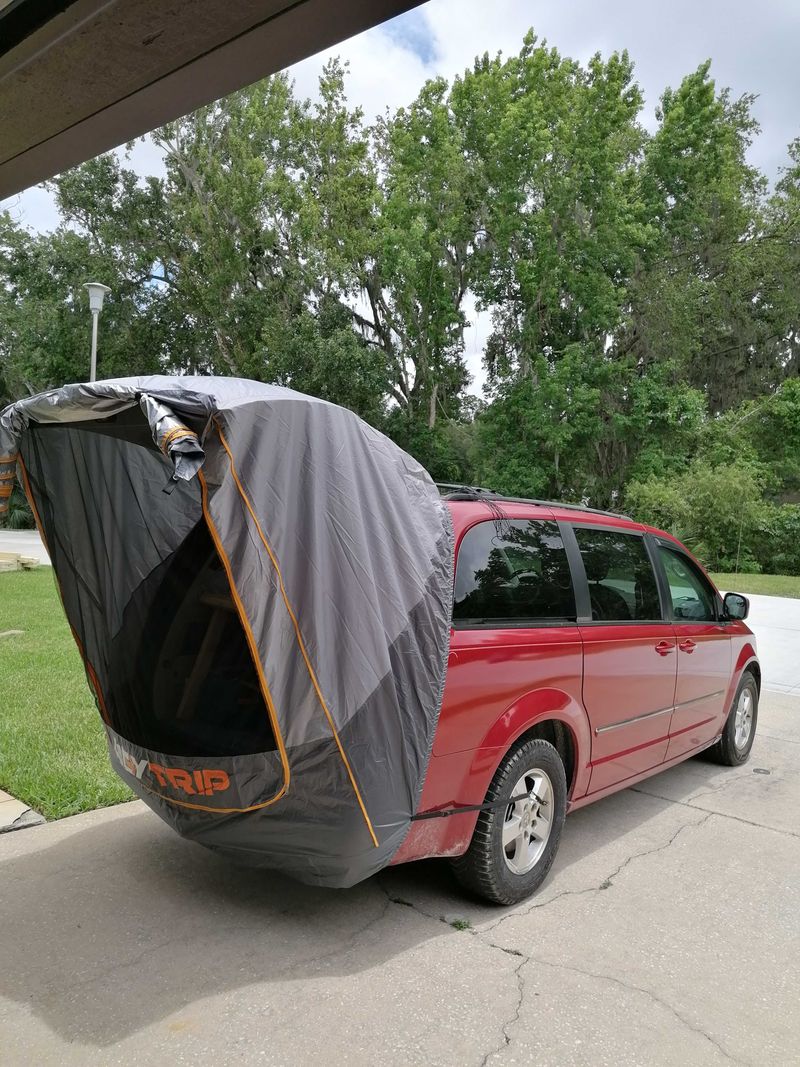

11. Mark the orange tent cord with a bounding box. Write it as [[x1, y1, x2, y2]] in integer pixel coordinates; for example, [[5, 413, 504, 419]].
[[161, 427, 198, 453], [198, 469, 290, 809], [213, 418, 380, 848], [132, 774, 291, 815]]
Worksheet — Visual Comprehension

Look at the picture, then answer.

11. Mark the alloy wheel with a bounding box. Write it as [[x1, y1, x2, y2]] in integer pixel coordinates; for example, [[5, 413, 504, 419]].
[[502, 768, 554, 875], [734, 687, 754, 750]]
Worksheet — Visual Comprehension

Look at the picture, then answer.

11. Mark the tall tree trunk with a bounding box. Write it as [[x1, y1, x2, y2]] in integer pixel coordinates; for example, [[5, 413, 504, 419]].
[[428, 381, 438, 430]]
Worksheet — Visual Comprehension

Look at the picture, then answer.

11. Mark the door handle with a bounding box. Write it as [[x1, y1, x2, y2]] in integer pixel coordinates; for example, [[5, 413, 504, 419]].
[[679, 639, 696, 654], [655, 640, 674, 656]]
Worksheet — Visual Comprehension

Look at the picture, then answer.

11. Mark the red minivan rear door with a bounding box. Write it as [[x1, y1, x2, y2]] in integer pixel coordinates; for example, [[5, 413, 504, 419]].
[[654, 541, 732, 760], [565, 523, 677, 794]]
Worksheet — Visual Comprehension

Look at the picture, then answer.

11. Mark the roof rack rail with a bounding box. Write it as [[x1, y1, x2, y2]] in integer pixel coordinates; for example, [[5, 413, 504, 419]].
[[434, 483, 631, 522]]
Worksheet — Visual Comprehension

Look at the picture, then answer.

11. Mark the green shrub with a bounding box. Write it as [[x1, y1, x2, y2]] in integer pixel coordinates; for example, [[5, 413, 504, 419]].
[[750, 504, 800, 576], [0, 485, 34, 531], [623, 477, 688, 538], [625, 461, 765, 571]]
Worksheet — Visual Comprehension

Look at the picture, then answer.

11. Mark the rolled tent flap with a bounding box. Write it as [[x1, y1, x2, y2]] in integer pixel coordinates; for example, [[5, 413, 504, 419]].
[[0, 377, 454, 887], [138, 394, 204, 482]]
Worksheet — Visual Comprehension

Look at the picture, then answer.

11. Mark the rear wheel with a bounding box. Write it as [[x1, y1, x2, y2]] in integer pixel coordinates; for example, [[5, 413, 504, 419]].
[[450, 738, 567, 905], [708, 671, 758, 766]]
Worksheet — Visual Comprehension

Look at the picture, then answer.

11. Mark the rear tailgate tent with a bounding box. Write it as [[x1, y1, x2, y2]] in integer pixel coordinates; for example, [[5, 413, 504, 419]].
[[0, 377, 453, 887]]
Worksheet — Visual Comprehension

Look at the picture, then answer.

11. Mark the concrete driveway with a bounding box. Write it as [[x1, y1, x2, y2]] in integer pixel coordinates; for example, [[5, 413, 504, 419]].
[[742, 593, 800, 694], [0, 529, 50, 565], [1, 690, 798, 1066]]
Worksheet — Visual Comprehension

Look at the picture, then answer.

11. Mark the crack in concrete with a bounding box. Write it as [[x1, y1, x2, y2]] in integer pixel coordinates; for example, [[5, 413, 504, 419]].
[[54, 895, 397, 1003], [758, 731, 800, 746], [293, 895, 395, 973], [375, 882, 539, 1067], [684, 773, 771, 806], [3, 807, 45, 833], [512, 954, 747, 1065], [375, 879, 453, 928], [477, 950, 527, 1067], [481, 810, 713, 937], [631, 788, 800, 840], [53, 931, 188, 997], [375, 880, 533, 1067], [380, 813, 715, 946], [380, 814, 727, 1066]]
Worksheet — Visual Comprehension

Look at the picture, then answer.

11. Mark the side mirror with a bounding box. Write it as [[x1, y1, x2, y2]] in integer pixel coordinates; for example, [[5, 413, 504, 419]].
[[723, 592, 749, 621]]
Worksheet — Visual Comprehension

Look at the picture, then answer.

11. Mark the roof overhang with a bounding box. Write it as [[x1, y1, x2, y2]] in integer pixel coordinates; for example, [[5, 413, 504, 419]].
[[0, 0, 421, 200]]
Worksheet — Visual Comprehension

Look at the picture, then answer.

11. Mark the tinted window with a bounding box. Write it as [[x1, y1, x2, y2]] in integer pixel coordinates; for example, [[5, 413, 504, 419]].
[[573, 527, 662, 622], [658, 545, 717, 621], [453, 520, 575, 625]]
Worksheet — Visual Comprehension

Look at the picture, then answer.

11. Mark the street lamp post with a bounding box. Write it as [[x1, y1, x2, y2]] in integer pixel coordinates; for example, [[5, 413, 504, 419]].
[[83, 282, 111, 382]]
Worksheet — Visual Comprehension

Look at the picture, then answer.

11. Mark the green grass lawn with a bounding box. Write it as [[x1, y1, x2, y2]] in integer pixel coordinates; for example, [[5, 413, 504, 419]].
[[0, 568, 132, 819], [710, 572, 800, 599]]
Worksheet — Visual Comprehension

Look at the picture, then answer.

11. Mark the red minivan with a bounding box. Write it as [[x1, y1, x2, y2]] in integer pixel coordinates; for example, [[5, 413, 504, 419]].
[[392, 491, 759, 905]]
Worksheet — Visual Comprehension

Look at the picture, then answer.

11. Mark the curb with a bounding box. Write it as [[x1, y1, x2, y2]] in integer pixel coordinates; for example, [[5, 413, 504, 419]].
[[0, 791, 45, 834]]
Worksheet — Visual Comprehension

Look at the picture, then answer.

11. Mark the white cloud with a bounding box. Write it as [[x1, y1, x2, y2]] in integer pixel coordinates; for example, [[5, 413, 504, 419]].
[[1, 184, 62, 232], [121, 136, 167, 180], [291, 20, 430, 119], [461, 290, 490, 394]]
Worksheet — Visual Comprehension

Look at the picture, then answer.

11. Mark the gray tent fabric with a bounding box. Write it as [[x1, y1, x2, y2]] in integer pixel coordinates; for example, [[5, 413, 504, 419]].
[[0, 377, 454, 887]]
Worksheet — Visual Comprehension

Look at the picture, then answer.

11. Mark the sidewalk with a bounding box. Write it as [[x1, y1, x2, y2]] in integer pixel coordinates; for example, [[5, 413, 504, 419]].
[[0, 789, 43, 833]]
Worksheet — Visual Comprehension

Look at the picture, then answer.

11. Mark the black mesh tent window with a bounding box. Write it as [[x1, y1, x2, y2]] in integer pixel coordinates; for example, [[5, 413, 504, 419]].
[[21, 414, 278, 761]]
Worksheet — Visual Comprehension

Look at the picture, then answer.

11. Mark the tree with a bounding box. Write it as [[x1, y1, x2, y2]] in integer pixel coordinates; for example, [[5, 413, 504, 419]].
[[459, 36, 708, 504], [2, 32, 800, 557], [368, 76, 478, 433], [457, 36, 646, 379], [0, 163, 168, 397], [630, 64, 797, 412], [701, 378, 800, 498]]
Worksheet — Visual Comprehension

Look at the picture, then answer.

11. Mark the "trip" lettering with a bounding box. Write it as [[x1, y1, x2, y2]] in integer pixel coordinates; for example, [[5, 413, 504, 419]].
[[148, 765, 230, 796]]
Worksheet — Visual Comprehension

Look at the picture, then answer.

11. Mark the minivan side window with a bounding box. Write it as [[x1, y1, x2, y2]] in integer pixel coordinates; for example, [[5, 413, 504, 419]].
[[573, 527, 662, 622], [453, 519, 575, 625], [658, 545, 718, 622]]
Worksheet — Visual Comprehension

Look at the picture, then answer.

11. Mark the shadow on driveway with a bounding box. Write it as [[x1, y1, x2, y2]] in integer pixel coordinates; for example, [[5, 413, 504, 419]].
[[0, 746, 758, 1049]]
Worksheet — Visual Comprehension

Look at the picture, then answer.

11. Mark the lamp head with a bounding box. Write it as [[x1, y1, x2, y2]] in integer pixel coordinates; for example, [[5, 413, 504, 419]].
[[84, 282, 111, 314]]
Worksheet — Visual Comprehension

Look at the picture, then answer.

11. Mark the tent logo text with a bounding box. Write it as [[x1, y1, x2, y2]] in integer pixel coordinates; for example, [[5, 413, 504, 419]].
[[112, 737, 230, 797]]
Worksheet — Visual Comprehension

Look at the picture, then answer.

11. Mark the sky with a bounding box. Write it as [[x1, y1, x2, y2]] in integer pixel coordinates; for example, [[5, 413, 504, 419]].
[[3, 0, 799, 389]]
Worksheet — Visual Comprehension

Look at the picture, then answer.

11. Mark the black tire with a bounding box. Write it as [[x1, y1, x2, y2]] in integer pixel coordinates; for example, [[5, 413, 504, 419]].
[[708, 671, 759, 766], [450, 738, 567, 906]]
